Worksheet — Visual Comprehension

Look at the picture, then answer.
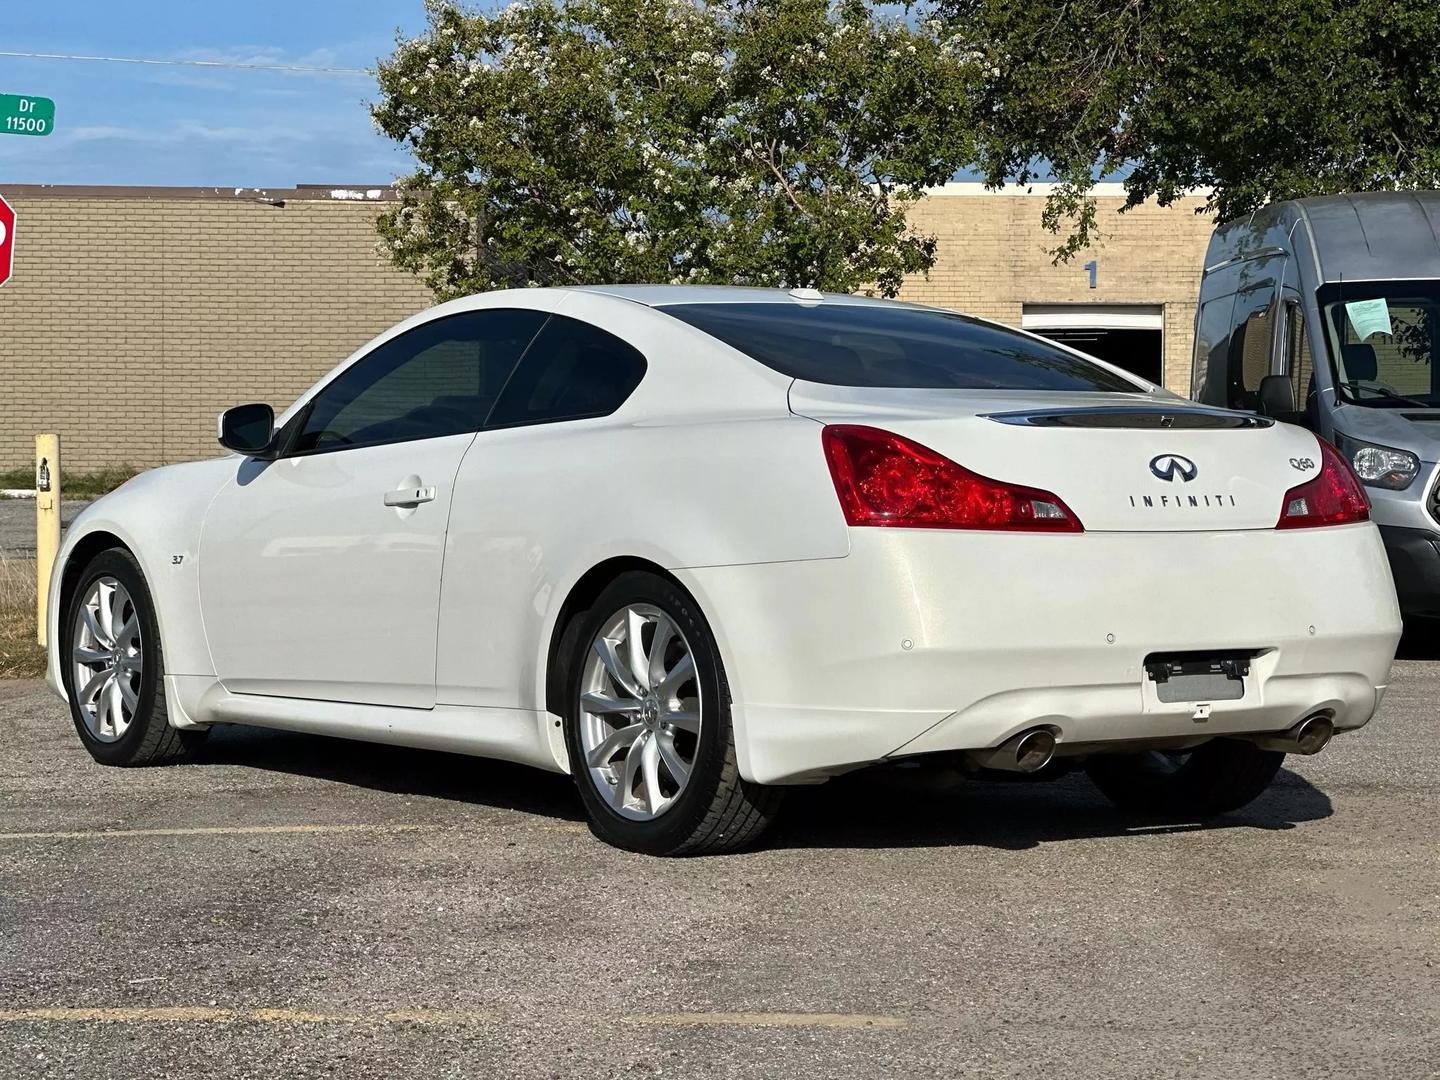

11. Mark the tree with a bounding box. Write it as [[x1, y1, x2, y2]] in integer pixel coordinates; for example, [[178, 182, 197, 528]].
[[372, 0, 973, 299], [936, 0, 1440, 259]]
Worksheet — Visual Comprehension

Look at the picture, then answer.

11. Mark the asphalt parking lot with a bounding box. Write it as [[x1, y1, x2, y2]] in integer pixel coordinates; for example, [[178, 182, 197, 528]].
[[3, 657, 1439, 1080], [0, 498, 92, 557]]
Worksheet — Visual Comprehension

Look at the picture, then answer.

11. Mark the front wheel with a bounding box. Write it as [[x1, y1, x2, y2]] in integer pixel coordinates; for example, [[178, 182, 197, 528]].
[[61, 548, 204, 766], [1084, 739, 1285, 818], [562, 571, 783, 856]]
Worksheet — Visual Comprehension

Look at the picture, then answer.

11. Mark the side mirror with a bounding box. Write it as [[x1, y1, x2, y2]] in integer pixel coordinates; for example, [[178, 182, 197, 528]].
[[218, 403, 276, 457], [1258, 375, 1299, 422]]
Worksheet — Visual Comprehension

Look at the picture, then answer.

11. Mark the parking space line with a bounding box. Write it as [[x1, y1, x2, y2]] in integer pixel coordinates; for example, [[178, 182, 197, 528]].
[[0, 1008, 236, 1023], [0, 1007, 904, 1029], [622, 1011, 908, 1030], [0, 823, 436, 841]]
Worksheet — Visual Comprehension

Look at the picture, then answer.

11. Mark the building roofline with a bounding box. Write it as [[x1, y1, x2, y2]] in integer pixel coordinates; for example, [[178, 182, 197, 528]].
[[0, 183, 400, 201]]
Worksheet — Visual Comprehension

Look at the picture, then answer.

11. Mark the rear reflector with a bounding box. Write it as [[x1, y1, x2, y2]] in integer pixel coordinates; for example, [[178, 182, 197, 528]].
[[821, 425, 1083, 531], [1276, 439, 1370, 529]]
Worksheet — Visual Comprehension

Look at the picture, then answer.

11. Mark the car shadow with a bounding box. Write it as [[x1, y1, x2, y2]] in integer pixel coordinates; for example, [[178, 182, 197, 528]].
[[190, 723, 586, 823], [190, 725, 1332, 852], [766, 764, 1333, 851]]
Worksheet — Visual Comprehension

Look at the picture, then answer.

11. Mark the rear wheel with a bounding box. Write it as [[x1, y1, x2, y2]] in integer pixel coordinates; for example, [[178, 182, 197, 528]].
[[562, 571, 782, 855], [62, 548, 204, 766], [1084, 739, 1285, 817]]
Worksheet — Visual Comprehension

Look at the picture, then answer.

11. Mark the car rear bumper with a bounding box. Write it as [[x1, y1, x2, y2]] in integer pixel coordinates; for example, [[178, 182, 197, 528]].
[[680, 524, 1401, 784]]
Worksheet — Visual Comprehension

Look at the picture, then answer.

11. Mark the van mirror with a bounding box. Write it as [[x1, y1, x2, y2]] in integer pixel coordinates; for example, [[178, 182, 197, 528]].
[[218, 403, 276, 457], [1258, 375, 1300, 422]]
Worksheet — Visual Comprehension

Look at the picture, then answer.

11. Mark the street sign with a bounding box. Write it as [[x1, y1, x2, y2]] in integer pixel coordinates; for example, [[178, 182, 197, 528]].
[[0, 95, 55, 137], [0, 195, 15, 289]]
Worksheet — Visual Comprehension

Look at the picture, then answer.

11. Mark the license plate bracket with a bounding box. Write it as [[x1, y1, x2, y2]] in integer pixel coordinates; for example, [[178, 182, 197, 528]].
[[1144, 650, 1253, 704]]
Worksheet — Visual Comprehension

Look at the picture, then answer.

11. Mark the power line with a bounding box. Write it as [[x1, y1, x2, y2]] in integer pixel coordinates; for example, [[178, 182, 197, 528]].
[[0, 50, 371, 75]]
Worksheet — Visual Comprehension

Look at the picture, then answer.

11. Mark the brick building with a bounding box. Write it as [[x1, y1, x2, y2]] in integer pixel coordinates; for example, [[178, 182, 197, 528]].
[[0, 182, 1214, 471]]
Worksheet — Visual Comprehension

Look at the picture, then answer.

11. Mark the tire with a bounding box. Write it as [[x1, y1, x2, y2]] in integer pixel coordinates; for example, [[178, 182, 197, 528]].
[[561, 571, 783, 856], [60, 547, 204, 766], [1084, 739, 1285, 818]]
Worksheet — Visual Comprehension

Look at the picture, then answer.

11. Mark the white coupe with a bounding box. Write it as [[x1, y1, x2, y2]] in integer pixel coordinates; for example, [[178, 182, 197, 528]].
[[47, 286, 1402, 854]]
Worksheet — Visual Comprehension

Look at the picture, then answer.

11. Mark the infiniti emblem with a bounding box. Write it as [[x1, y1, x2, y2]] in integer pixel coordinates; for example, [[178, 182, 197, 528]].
[[1149, 454, 1198, 483]]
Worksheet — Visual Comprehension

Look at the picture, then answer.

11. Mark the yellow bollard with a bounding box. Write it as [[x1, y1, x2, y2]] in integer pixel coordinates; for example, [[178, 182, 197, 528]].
[[35, 434, 60, 648]]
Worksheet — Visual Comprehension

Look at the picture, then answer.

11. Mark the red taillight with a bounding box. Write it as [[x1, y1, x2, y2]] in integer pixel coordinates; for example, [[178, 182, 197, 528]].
[[1276, 439, 1370, 529], [821, 424, 1083, 532]]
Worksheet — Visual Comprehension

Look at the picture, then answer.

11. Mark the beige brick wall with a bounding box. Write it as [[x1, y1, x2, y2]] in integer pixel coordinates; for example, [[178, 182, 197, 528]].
[[899, 189, 1214, 393], [0, 184, 1215, 472], [0, 187, 429, 471]]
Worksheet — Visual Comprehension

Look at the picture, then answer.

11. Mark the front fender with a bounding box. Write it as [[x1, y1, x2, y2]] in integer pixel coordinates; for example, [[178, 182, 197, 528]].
[[46, 459, 235, 700]]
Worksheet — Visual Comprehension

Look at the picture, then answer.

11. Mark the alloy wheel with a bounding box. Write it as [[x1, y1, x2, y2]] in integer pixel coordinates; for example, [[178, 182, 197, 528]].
[[71, 576, 143, 743], [578, 604, 702, 821]]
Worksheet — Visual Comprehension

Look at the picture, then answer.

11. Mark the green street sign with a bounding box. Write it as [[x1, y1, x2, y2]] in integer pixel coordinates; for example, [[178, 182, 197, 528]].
[[0, 95, 55, 137]]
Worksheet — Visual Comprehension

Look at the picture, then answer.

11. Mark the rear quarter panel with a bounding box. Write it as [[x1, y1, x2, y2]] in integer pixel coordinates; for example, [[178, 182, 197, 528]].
[[435, 296, 850, 710]]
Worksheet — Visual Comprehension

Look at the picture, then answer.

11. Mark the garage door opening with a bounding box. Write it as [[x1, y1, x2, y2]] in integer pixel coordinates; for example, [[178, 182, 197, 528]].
[[1022, 305, 1165, 386]]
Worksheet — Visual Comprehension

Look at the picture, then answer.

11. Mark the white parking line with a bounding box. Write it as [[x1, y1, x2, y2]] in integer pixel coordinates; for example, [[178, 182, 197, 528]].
[[0, 823, 435, 841], [0, 1007, 907, 1030]]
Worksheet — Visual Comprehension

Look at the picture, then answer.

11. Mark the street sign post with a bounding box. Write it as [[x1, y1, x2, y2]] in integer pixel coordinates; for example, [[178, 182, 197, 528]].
[[0, 95, 55, 137], [0, 194, 15, 288]]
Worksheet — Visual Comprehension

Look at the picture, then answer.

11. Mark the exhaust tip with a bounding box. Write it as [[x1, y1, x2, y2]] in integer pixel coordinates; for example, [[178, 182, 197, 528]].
[[1294, 714, 1335, 756], [1013, 729, 1057, 773]]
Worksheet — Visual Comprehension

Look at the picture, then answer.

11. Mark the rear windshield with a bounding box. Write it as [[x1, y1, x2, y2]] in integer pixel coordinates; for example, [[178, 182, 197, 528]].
[[662, 302, 1142, 392]]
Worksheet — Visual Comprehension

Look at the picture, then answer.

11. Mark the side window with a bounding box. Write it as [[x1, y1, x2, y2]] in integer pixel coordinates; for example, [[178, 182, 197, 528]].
[[1225, 286, 1276, 410], [1283, 301, 1314, 410], [292, 308, 547, 454], [485, 315, 646, 428], [1192, 295, 1236, 407]]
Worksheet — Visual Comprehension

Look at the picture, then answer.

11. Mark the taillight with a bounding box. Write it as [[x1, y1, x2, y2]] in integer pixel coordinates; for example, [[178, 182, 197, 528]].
[[821, 424, 1083, 532], [1276, 439, 1370, 529]]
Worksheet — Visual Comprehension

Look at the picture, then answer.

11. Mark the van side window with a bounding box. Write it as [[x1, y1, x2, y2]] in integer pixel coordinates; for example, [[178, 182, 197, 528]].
[[1283, 302, 1313, 412], [1226, 288, 1276, 411], [1193, 296, 1235, 407]]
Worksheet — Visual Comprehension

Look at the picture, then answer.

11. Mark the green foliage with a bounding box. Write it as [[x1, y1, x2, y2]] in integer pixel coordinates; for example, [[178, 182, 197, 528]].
[[936, 0, 1440, 259], [372, 0, 974, 298], [0, 466, 137, 499]]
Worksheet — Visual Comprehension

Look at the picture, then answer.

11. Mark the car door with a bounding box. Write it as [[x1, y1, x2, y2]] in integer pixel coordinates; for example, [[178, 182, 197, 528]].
[[199, 308, 548, 708]]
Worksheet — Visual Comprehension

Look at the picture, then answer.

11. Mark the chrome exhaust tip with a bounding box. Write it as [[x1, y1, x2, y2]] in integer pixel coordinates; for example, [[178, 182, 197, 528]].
[[1292, 714, 1335, 755], [1247, 714, 1335, 755], [968, 727, 1058, 773]]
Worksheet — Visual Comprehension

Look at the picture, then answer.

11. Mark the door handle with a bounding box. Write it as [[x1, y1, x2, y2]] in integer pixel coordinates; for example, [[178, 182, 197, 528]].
[[384, 485, 436, 508]]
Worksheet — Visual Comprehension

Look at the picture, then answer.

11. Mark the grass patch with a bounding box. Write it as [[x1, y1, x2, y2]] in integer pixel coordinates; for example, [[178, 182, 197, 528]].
[[0, 556, 45, 679], [0, 465, 139, 499]]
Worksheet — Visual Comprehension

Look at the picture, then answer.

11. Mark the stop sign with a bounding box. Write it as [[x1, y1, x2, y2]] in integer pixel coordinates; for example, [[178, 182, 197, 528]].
[[0, 194, 13, 288]]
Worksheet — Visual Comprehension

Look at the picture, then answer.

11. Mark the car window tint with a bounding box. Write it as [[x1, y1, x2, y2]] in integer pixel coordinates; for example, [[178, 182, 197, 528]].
[[486, 315, 647, 427], [1224, 287, 1276, 410], [293, 308, 548, 453], [660, 303, 1139, 392]]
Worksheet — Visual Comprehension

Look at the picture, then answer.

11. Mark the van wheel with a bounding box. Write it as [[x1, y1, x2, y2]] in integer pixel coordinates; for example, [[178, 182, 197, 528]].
[[562, 571, 783, 855], [61, 548, 204, 766], [1084, 739, 1285, 817]]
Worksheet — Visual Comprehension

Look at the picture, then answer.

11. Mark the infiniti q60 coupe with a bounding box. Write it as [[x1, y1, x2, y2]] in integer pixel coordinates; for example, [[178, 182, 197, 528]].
[[47, 286, 1402, 854]]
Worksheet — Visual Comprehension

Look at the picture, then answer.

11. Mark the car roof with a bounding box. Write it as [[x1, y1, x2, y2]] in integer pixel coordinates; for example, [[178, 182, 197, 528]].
[[564, 284, 931, 309], [1209, 191, 1440, 284]]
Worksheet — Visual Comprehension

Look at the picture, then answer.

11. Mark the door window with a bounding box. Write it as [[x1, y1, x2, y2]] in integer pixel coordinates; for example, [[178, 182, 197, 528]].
[[1224, 287, 1277, 410], [1283, 302, 1314, 411], [292, 308, 548, 454], [486, 315, 647, 428]]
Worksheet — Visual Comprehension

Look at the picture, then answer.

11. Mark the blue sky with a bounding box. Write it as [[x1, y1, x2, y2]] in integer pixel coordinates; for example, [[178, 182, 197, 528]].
[[0, 1, 435, 187]]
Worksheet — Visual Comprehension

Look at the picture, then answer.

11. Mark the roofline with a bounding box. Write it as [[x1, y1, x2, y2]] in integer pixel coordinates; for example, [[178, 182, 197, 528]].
[[0, 183, 400, 201], [0, 180, 1217, 202]]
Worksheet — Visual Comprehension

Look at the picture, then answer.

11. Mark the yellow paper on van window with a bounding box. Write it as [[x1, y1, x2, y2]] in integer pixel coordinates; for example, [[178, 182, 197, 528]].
[[1345, 298, 1393, 340]]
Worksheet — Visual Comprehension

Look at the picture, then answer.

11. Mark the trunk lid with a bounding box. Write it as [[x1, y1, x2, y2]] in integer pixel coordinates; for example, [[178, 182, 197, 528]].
[[789, 383, 1326, 533]]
